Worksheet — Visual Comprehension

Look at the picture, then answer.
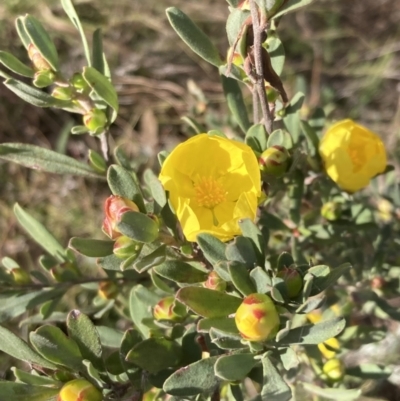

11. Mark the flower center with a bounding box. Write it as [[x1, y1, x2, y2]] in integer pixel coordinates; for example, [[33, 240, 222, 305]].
[[194, 176, 226, 209], [348, 146, 366, 172]]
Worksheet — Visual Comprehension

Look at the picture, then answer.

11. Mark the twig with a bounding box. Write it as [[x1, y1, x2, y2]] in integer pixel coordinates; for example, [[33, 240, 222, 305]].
[[249, 0, 273, 134], [99, 131, 110, 162], [253, 88, 260, 124]]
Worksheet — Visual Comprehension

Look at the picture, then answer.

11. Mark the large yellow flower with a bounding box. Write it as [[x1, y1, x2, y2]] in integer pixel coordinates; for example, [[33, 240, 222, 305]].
[[159, 134, 261, 242], [319, 119, 387, 192]]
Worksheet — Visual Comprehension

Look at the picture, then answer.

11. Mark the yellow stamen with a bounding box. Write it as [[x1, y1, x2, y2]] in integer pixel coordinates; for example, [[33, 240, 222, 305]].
[[194, 176, 226, 209]]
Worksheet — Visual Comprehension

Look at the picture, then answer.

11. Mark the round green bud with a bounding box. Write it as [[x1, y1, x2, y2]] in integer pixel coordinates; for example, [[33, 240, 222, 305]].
[[259, 146, 290, 177], [83, 109, 107, 134], [276, 267, 303, 298], [322, 358, 345, 382], [113, 236, 142, 260], [235, 293, 280, 342], [58, 379, 102, 401], [52, 86, 74, 100], [11, 268, 31, 285], [33, 70, 56, 88], [71, 73, 89, 92]]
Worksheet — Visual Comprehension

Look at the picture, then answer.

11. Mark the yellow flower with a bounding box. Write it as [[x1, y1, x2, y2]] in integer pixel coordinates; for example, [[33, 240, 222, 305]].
[[319, 119, 387, 192], [159, 134, 261, 242]]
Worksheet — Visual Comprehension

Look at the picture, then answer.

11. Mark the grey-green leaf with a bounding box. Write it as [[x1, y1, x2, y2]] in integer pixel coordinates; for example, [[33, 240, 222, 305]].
[[245, 124, 268, 153], [301, 382, 361, 401], [154, 261, 207, 284], [221, 75, 250, 133], [166, 7, 223, 67], [261, 354, 292, 401], [0, 383, 59, 401], [117, 211, 159, 243], [215, 354, 257, 381], [276, 317, 346, 345], [228, 261, 256, 296], [0, 51, 34, 77], [163, 356, 221, 396], [197, 233, 227, 265], [69, 237, 114, 257], [272, 0, 315, 20], [14, 203, 66, 262], [30, 325, 83, 371], [0, 326, 56, 369], [143, 168, 167, 211]]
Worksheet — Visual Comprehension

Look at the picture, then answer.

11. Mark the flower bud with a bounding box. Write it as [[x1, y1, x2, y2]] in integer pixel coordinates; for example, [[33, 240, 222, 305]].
[[371, 276, 386, 290], [71, 73, 89, 92], [28, 43, 52, 71], [113, 236, 142, 259], [204, 271, 226, 292], [50, 262, 80, 282], [266, 85, 279, 103], [321, 201, 342, 221], [276, 267, 303, 298], [33, 70, 56, 88], [98, 281, 118, 300], [58, 379, 102, 401], [102, 195, 139, 240], [11, 268, 31, 285], [322, 358, 345, 381], [318, 337, 340, 360], [227, 47, 244, 67], [153, 296, 186, 322], [83, 109, 107, 134], [259, 146, 290, 177], [235, 293, 280, 342], [52, 86, 74, 100]]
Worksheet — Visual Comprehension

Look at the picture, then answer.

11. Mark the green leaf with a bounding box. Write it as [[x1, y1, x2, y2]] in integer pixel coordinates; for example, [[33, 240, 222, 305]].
[[82, 66, 119, 122], [250, 266, 272, 293], [226, 236, 259, 268], [68, 237, 114, 257], [107, 165, 146, 212], [92, 28, 105, 74], [215, 354, 257, 381], [166, 7, 222, 67], [143, 168, 167, 211], [0, 51, 34, 77], [196, 233, 227, 265], [61, 0, 91, 66], [0, 383, 59, 401], [3, 79, 73, 108], [267, 129, 293, 149], [221, 75, 250, 133], [261, 354, 292, 401], [88, 149, 107, 173], [276, 317, 346, 345], [67, 310, 104, 371], [117, 211, 159, 243], [0, 143, 103, 178], [163, 356, 221, 396], [0, 288, 65, 323], [277, 252, 295, 270], [209, 328, 245, 350], [97, 254, 122, 271], [346, 364, 391, 380], [0, 326, 56, 369], [11, 367, 59, 386], [154, 261, 207, 284], [30, 325, 83, 371], [245, 124, 268, 153], [177, 287, 242, 318], [134, 244, 166, 273], [228, 261, 256, 296], [283, 92, 304, 144], [226, 8, 250, 47], [22, 15, 59, 70], [301, 382, 361, 401], [301, 120, 319, 157], [267, 35, 285, 76], [238, 219, 266, 266], [126, 337, 181, 374], [129, 285, 160, 338], [272, 0, 315, 19], [15, 17, 31, 49], [119, 329, 143, 385], [279, 347, 299, 371], [14, 203, 66, 262], [311, 263, 351, 296], [197, 317, 239, 334], [289, 170, 304, 225], [96, 326, 124, 348]]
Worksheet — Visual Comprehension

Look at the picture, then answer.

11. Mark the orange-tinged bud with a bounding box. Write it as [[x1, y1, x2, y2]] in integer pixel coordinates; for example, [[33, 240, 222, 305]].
[[235, 293, 280, 342], [33, 70, 56, 88], [11, 268, 31, 285], [102, 195, 139, 240], [322, 358, 345, 381], [153, 296, 186, 322], [276, 267, 303, 298], [259, 146, 290, 177], [83, 109, 107, 134], [321, 201, 342, 221], [28, 43, 53, 71], [113, 236, 142, 259], [204, 271, 226, 292], [58, 379, 102, 401], [371, 276, 386, 290], [98, 281, 118, 300]]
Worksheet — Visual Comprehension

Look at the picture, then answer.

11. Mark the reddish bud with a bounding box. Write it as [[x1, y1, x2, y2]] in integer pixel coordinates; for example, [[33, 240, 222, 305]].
[[98, 281, 118, 300], [235, 293, 280, 342], [102, 195, 139, 239], [204, 271, 226, 292], [259, 146, 290, 177], [153, 296, 186, 322]]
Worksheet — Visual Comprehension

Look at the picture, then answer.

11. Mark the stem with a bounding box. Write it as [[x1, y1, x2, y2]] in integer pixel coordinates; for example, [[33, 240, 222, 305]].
[[249, 0, 273, 134], [99, 131, 110, 162], [253, 88, 260, 124]]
